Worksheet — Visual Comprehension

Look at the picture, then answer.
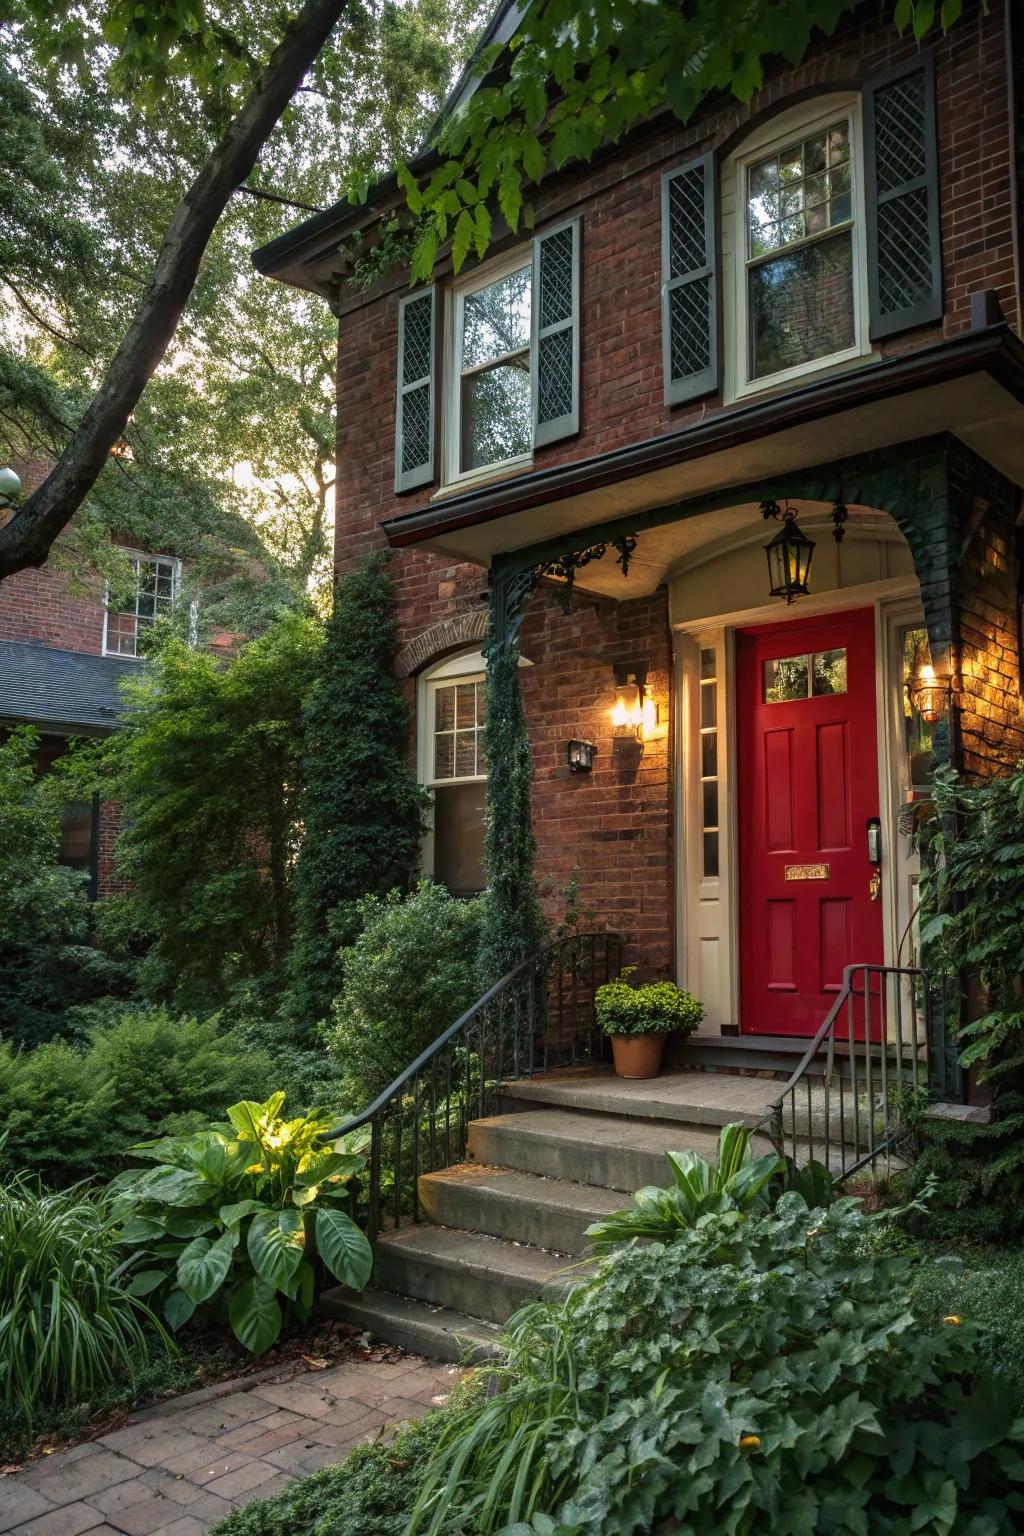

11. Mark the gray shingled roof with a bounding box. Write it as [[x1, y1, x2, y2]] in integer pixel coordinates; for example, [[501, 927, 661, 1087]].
[[0, 641, 140, 733]]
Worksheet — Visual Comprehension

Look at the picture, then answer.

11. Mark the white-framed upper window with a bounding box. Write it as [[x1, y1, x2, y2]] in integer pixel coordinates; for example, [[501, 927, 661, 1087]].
[[102, 551, 181, 659], [445, 248, 533, 486], [730, 98, 870, 398]]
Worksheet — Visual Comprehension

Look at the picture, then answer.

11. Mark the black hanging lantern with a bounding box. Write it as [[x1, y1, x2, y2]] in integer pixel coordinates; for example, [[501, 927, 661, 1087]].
[[761, 500, 815, 604]]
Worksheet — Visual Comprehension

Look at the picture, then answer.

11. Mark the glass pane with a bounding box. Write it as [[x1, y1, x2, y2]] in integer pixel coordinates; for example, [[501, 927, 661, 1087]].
[[902, 626, 934, 784], [455, 682, 476, 727], [137, 591, 155, 620], [60, 803, 93, 870], [764, 655, 810, 703], [700, 647, 717, 681], [828, 122, 850, 166], [749, 231, 854, 379], [701, 732, 718, 778], [462, 266, 531, 368], [455, 730, 478, 778], [812, 648, 848, 696], [432, 782, 486, 896], [475, 684, 486, 727], [700, 682, 717, 729], [435, 686, 455, 731], [702, 779, 718, 829], [461, 361, 532, 471], [702, 831, 720, 879], [434, 733, 454, 779], [804, 133, 827, 176]]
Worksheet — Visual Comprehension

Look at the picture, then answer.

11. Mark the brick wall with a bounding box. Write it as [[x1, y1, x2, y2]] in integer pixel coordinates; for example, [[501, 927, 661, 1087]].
[[328, 0, 1020, 977], [0, 459, 109, 654], [947, 445, 1024, 776]]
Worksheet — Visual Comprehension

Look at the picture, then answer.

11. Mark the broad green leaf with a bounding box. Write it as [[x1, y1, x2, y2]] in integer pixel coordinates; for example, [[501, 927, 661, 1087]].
[[125, 1269, 164, 1297], [315, 1207, 373, 1290], [164, 1288, 196, 1332], [119, 1216, 165, 1242], [177, 1230, 234, 1304], [220, 1199, 268, 1227], [162, 1208, 218, 1238], [247, 1209, 305, 1296], [228, 1276, 282, 1356], [226, 1099, 266, 1141]]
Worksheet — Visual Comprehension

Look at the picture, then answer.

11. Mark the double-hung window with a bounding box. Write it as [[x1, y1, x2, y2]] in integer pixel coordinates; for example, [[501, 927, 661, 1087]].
[[734, 105, 866, 393], [103, 552, 180, 658], [452, 255, 533, 480], [419, 653, 487, 896], [396, 220, 578, 491]]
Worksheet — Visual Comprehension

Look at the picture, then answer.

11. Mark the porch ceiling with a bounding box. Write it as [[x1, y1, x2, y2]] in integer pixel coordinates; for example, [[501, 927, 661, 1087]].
[[383, 325, 1024, 597]]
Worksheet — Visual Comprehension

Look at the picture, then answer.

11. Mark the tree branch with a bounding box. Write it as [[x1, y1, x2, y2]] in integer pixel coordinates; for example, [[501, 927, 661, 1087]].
[[0, 0, 350, 581], [236, 185, 326, 214], [3, 280, 95, 358]]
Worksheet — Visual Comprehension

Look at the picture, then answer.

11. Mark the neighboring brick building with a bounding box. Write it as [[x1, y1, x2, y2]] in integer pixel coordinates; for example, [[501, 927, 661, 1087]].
[[256, 1, 1024, 1067], [0, 460, 185, 897]]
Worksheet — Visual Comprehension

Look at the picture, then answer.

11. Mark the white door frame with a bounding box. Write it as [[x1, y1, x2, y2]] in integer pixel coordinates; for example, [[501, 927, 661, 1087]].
[[674, 578, 921, 1034]]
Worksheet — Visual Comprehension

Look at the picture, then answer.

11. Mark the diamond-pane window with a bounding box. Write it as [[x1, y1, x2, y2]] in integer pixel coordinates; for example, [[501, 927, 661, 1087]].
[[669, 167, 707, 278], [537, 328, 574, 426], [402, 295, 432, 385], [538, 227, 574, 329], [866, 61, 940, 334], [396, 287, 436, 491], [104, 553, 180, 658]]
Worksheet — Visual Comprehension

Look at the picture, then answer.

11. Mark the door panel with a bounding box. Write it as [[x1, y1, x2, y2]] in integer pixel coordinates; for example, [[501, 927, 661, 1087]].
[[737, 608, 883, 1036]]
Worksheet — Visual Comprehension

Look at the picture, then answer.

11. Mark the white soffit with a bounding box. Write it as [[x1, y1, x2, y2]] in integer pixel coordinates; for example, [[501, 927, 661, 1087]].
[[417, 372, 1024, 592]]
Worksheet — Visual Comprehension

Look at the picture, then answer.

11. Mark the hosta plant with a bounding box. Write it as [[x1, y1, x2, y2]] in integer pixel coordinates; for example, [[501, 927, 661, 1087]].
[[112, 1093, 372, 1354], [584, 1121, 832, 1247]]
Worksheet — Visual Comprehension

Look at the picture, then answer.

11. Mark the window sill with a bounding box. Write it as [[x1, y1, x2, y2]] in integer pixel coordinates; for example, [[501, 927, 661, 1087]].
[[725, 344, 878, 409], [433, 454, 534, 502]]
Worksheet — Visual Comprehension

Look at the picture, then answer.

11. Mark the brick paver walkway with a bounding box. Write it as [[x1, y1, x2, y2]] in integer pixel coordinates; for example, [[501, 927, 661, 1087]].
[[2, 1353, 459, 1536]]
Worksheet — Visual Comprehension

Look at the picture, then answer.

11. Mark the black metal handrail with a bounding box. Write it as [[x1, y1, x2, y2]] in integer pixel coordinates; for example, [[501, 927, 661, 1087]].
[[330, 932, 622, 1243], [766, 962, 932, 1180]]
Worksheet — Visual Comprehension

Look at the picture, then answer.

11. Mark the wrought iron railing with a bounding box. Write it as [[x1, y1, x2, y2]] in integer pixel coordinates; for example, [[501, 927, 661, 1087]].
[[766, 963, 935, 1180], [330, 932, 622, 1244]]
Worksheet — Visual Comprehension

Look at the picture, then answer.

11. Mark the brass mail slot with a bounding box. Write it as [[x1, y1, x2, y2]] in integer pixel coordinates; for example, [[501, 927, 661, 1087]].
[[785, 863, 830, 881]]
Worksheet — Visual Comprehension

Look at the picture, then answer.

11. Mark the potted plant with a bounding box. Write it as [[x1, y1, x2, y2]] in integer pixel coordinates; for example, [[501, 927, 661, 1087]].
[[595, 967, 703, 1079]]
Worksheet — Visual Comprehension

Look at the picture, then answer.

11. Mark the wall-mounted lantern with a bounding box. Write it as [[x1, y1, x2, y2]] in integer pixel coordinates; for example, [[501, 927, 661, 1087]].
[[612, 663, 657, 742], [908, 661, 953, 724], [566, 739, 596, 773], [761, 500, 815, 604]]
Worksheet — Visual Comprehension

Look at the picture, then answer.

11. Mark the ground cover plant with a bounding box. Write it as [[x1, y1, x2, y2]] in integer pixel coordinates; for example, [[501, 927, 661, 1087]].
[[407, 1197, 1024, 1534], [113, 1092, 372, 1353], [211, 1411, 447, 1536], [0, 1177, 164, 1432]]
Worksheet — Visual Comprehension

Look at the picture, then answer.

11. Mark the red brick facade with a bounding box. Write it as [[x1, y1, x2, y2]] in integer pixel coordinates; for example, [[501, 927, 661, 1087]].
[[325, 1, 1022, 979]]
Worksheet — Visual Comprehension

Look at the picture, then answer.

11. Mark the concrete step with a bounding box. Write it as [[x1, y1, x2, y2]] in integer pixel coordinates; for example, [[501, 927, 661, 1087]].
[[319, 1285, 502, 1364], [498, 1068, 776, 1130], [419, 1165, 624, 1255], [468, 1108, 749, 1192], [371, 1223, 585, 1325]]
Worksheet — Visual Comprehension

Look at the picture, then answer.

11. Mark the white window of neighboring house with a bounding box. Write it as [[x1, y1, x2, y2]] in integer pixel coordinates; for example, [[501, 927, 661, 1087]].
[[446, 250, 533, 486], [728, 98, 871, 399], [102, 552, 181, 658], [418, 651, 487, 896]]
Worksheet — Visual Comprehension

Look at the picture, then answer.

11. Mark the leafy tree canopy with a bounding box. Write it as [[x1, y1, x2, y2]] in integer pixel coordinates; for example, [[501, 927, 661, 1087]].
[[394, 0, 968, 281], [1, 1, 487, 599]]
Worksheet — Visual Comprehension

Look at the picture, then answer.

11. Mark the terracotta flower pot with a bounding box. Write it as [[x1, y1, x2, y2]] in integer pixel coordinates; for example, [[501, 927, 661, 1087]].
[[609, 1031, 665, 1079]]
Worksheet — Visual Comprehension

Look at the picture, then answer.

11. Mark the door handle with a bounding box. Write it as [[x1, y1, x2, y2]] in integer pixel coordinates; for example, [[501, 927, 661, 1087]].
[[869, 870, 881, 901]]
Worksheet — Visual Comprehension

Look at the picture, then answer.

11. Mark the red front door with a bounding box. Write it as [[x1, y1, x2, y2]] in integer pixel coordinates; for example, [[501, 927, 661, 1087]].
[[737, 608, 883, 1036]]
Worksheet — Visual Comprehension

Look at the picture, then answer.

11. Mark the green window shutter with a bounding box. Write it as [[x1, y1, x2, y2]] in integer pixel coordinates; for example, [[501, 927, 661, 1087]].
[[532, 217, 580, 448], [662, 151, 718, 405], [394, 286, 436, 492], [863, 54, 942, 340]]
